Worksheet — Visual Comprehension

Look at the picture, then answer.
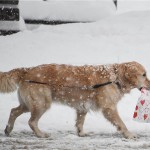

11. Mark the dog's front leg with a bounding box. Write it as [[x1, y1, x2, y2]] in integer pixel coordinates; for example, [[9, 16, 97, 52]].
[[75, 111, 87, 137], [102, 107, 137, 139]]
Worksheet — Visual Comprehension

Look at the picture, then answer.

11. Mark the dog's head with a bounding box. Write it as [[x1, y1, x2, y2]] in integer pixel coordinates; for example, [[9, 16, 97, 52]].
[[117, 61, 150, 92]]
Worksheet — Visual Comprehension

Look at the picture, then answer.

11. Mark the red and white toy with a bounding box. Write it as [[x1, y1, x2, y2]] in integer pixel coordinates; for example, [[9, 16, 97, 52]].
[[133, 88, 150, 123]]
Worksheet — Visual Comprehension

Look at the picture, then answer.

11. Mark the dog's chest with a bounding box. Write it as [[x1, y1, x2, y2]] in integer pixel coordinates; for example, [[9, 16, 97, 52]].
[[102, 85, 123, 103]]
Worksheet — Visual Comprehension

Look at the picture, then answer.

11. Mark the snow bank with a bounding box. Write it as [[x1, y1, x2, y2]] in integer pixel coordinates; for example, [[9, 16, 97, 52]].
[[118, 0, 150, 13], [1, 10, 150, 68], [0, 17, 26, 31], [20, 0, 116, 21], [41, 10, 150, 36]]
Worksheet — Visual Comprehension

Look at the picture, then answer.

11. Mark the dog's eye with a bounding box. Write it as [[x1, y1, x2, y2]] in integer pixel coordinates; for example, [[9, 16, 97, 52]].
[[143, 73, 146, 77]]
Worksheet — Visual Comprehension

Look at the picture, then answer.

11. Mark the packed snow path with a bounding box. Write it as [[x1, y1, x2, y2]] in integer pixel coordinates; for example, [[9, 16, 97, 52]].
[[1, 129, 150, 150]]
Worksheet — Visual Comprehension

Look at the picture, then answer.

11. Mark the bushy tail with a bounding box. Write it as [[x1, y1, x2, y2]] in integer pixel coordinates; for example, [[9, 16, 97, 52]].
[[0, 68, 27, 93]]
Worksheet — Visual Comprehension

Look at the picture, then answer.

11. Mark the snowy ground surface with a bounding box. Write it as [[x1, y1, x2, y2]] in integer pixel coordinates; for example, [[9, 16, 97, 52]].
[[1, 9, 150, 150]]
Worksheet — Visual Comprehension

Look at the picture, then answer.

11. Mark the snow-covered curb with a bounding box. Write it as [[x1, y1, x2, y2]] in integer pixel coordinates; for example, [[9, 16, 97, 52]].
[[20, 0, 116, 21]]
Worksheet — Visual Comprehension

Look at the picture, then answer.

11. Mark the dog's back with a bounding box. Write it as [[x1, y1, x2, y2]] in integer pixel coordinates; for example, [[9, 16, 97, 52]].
[[23, 64, 117, 89], [0, 64, 117, 94]]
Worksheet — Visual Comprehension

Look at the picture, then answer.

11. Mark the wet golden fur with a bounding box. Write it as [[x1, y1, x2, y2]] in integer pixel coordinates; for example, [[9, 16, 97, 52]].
[[1, 61, 150, 139]]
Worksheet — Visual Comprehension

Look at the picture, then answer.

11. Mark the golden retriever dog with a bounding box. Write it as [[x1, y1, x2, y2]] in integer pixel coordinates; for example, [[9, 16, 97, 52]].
[[0, 61, 150, 139]]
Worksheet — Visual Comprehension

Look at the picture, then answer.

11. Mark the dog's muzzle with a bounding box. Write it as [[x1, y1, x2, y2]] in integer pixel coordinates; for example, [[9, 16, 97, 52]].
[[139, 87, 150, 91]]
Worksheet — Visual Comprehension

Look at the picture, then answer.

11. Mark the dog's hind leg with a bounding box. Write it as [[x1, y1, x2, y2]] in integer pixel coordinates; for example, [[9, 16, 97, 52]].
[[28, 85, 51, 138], [5, 105, 27, 136], [28, 107, 49, 138], [75, 111, 87, 137]]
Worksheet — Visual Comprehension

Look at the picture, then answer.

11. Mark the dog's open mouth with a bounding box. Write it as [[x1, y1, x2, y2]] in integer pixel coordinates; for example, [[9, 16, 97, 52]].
[[139, 87, 143, 91], [139, 87, 150, 91]]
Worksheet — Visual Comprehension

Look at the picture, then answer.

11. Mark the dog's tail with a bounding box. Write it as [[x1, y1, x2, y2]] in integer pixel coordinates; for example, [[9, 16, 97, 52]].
[[0, 68, 27, 93]]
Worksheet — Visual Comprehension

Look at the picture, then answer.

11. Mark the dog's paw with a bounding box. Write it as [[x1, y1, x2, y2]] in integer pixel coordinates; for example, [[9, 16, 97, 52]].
[[78, 132, 87, 137], [123, 131, 137, 139], [4, 125, 11, 136], [36, 132, 49, 138]]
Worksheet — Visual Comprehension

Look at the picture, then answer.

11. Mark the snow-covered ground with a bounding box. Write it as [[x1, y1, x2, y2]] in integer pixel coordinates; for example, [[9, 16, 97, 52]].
[[1, 7, 150, 150]]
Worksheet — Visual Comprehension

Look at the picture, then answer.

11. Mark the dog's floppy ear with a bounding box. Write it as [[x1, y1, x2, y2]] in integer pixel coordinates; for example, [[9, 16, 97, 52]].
[[118, 63, 126, 76], [118, 61, 138, 80], [117, 62, 133, 81]]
